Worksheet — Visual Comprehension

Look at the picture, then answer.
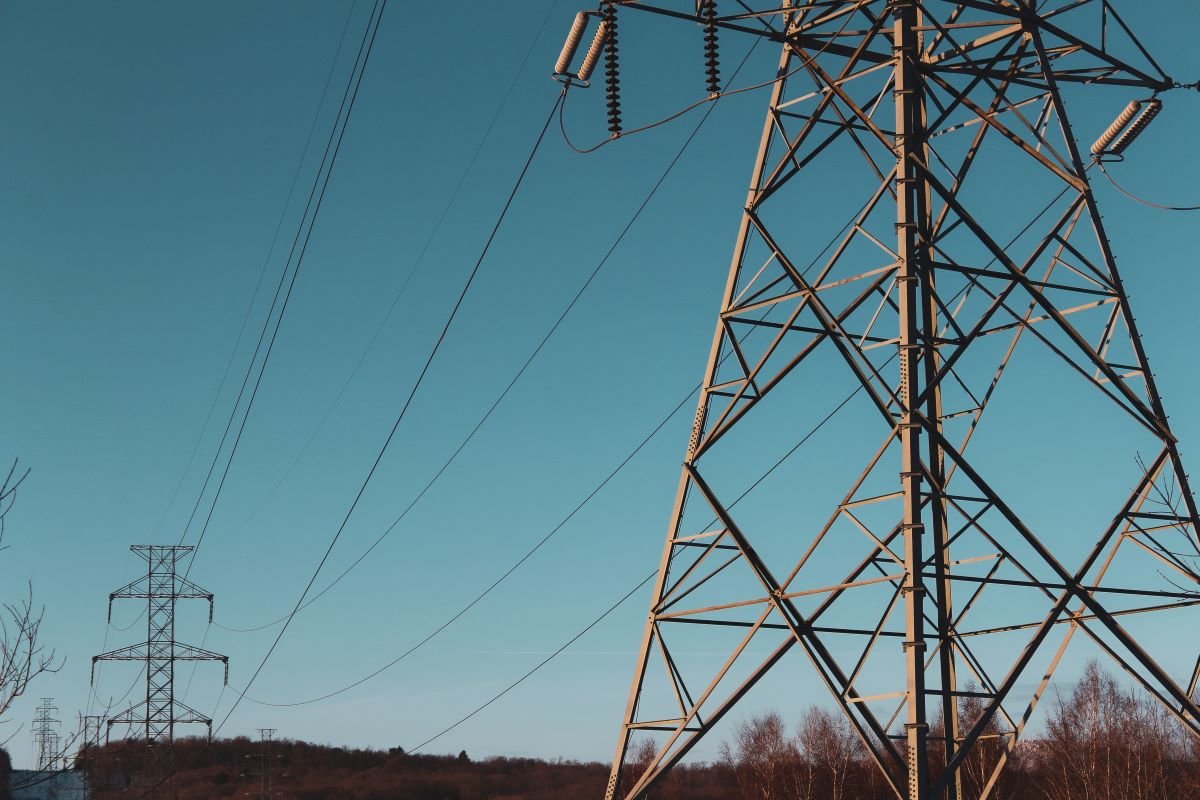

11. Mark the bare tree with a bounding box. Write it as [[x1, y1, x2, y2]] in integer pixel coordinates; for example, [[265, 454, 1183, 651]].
[[0, 460, 29, 552], [1133, 454, 1200, 597], [956, 686, 1024, 800], [0, 461, 60, 732], [1037, 660, 1190, 800], [621, 737, 659, 798], [0, 588, 59, 725], [796, 706, 861, 800], [719, 712, 797, 800]]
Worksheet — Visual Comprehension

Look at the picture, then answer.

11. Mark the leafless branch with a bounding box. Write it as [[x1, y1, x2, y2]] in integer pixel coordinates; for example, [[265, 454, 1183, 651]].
[[0, 583, 63, 721]]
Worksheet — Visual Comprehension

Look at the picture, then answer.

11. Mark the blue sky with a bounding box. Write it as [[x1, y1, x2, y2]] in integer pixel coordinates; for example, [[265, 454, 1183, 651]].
[[0, 0, 1198, 771]]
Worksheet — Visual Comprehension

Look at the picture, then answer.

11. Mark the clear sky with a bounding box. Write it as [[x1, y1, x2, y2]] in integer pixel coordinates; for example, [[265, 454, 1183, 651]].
[[0, 0, 1198, 771]]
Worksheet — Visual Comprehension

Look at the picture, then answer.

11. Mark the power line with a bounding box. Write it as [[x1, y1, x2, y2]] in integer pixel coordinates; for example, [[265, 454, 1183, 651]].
[[411, 570, 656, 753], [213, 82, 567, 737], [212, 0, 563, 550], [215, 35, 760, 638], [177, 0, 390, 712], [148, 0, 362, 544], [181, 0, 388, 578], [1097, 161, 1200, 211], [183, 0, 556, 705], [240, 377, 697, 706], [235, 103, 885, 714], [407, 369, 870, 753]]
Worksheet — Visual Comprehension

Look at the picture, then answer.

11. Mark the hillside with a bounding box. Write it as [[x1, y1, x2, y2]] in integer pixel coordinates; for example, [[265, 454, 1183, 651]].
[[81, 738, 733, 800]]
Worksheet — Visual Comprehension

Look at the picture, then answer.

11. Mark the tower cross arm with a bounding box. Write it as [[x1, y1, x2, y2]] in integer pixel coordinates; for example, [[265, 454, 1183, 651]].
[[93, 643, 149, 663], [174, 642, 230, 683], [92, 643, 150, 684], [171, 575, 213, 600], [930, 0, 1173, 90], [168, 699, 215, 726], [614, 1, 1173, 90]]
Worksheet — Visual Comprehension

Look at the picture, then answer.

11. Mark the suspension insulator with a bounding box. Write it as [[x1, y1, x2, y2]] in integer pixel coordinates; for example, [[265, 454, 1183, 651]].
[[702, 0, 720, 95], [1109, 99, 1162, 156], [603, 2, 622, 135], [1090, 100, 1141, 155], [555, 12, 589, 76], [577, 19, 609, 82]]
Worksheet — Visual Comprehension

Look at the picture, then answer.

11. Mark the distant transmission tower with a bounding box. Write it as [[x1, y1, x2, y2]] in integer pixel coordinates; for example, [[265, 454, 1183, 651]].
[[248, 727, 279, 799], [93, 545, 228, 795], [32, 697, 59, 771], [553, 3, 1200, 799], [80, 713, 104, 753]]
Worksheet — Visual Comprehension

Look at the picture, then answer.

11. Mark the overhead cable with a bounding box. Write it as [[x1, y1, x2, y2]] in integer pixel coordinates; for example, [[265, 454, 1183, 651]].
[[212, 0, 562, 549], [150, 0, 362, 544], [216, 35, 759, 638], [1097, 161, 1200, 212], [407, 372, 872, 753], [213, 82, 567, 737], [182, 0, 389, 578]]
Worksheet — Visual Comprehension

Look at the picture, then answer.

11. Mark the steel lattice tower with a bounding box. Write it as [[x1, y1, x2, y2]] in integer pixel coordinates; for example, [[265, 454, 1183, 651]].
[[78, 714, 104, 793], [80, 713, 104, 754], [94, 545, 228, 795], [32, 697, 59, 772], [250, 727, 278, 800], [562, 2, 1200, 799]]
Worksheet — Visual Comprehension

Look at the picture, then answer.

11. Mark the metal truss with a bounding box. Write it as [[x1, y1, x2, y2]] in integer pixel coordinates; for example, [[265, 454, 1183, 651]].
[[94, 545, 228, 795], [33, 697, 60, 772], [592, 2, 1200, 799]]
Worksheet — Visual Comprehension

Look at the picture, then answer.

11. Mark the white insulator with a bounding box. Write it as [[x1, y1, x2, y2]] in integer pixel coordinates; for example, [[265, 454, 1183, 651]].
[[1090, 100, 1141, 155], [555, 12, 589, 75], [1109, 99, 1162, 156], [577, 20, 609, 81]]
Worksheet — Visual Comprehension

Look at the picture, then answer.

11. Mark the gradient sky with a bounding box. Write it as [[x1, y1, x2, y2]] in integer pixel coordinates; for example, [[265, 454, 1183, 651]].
[[1, 0, 1198, 771]]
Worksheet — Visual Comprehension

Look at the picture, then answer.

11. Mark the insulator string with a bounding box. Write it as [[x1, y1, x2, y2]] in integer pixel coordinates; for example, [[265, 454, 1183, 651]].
[[702, 0, 721, 95], [603, 1, 622, 135]]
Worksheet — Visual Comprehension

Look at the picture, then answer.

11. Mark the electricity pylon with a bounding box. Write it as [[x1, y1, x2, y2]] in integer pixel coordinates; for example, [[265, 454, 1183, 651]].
[[77, 714, 105, 795], [247, 727, 279, 799], [32, 697, 59, 771], [80, 713, 104, 753], [94, 545, 228, 796], [566, 3, 1200, 799]]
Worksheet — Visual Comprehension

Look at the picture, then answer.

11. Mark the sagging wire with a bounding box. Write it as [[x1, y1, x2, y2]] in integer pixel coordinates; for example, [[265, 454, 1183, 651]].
[[407, 363, 879, 754], [206, 0, 564, 554], [214, 17, 765, 642], [148, 0, 363, 545], [1090, 89, 1199, 211], [1096, 162, 1200, 212], [218, 35, 793, 710], [212, 85, 568, 738]]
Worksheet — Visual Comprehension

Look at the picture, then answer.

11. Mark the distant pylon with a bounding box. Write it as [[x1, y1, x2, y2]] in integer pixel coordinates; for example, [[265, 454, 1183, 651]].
[[76, 714, 105, 794], [80, 713, 104, 751], [93, 545, 228, 796], [32, 697, 59, 771], [251, 728, 278, 799], [78, 713, 104, 766], [574, 3, 1200, 800]]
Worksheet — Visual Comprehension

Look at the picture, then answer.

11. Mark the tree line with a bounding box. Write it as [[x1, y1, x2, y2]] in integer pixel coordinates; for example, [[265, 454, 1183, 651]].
[[715, 662, 1199, 800], [17, 661, 1193, 799]]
